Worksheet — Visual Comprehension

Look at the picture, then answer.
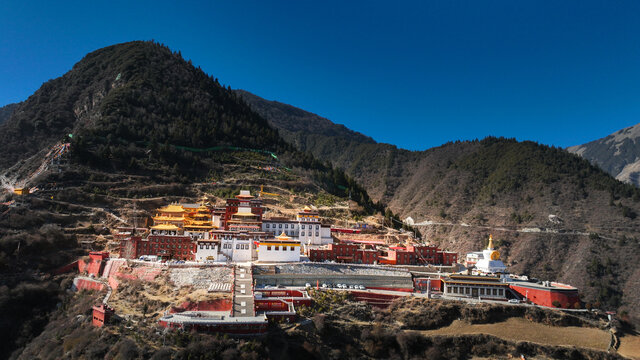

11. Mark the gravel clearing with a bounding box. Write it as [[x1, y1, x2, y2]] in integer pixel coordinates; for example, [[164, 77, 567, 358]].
[[169, 266, 232, 289], [263, 263, 411, 277]]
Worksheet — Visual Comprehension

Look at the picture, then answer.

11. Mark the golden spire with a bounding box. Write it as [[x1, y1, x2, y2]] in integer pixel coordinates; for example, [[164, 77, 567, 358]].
[[487, 234, 494, 250]]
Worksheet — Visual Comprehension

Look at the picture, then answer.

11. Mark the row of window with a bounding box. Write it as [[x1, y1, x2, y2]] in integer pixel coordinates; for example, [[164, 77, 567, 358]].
[[142, 243, 193, 249], [266, 246, 296, 251], [221, 243, 250, 250], [265, 223, 320, 230], [149, 237, 190, 244], [447, 286, 504, 296]]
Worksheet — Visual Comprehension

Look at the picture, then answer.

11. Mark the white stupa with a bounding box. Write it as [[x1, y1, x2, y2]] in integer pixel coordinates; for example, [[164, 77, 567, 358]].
[[474, 235, 507, 274]]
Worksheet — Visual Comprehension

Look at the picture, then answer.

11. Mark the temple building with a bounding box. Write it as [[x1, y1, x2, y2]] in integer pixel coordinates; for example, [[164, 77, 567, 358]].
[[473, 235, 507, 274], [120, 191, 328, 263], [184, 203, 216, 239], [442, 274, 509, 299], [227, 205, 262, 233], [261, 206, 333, 247], [257, 232, 301, 262], [222, 190, 263, 230], [152, 204, 187, 230]]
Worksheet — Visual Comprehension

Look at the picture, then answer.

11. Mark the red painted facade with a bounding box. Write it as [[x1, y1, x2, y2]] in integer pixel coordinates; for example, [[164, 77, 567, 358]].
[[119, 235, 195, 260], [78, 251, 109, 276], [309, 243, 457, 266], [223, 198, 263, 230], [254, 289, 312, 323], [170, 299, 233, 313], [509, 283, 580, 308], [92, 304, 114, 327], [413, 278, 443, 292], [53, 260, 79, 275], [74, 278, 105, 292]]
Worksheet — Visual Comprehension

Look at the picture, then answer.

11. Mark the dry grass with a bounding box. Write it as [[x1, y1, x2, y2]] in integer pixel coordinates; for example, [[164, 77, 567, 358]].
[[417, 317, 611, 351], [108, 274, 229, 320], [618, 333, 640, 360]]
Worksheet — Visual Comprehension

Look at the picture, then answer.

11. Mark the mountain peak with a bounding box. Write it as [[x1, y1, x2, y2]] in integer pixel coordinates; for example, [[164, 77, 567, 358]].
[[568, 122, 640, 185], [0, 41, 284, 171]]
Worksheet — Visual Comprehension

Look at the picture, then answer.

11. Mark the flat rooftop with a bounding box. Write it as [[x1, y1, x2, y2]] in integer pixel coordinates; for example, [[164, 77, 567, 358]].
[[160, 311, 267, 324], [507, 280, 577, 291]]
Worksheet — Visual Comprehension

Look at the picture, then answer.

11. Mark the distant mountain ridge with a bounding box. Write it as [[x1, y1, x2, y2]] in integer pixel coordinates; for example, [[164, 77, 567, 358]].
[[568, 123, 640, 186], [239, 90, 640, 319]]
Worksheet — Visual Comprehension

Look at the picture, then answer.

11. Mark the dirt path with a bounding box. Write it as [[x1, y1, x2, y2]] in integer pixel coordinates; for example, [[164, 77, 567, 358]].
[[413, 219, 620, 241], [415, 317, 610, 351], [618, 334, 640, 359]]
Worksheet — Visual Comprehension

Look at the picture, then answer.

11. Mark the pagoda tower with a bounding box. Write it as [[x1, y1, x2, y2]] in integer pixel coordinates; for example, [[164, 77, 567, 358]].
[[475, 234, 507, 274]]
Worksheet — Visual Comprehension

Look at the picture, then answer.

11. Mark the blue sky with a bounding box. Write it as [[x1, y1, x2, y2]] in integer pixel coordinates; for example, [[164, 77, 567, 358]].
[[1, 1, 639, 150]]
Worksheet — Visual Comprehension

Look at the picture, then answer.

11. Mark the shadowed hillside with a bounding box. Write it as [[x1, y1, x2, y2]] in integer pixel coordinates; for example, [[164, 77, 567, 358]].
[[0, 41, 399, 358], [0, 103, 18, 125], [240, 90, 640, 320]]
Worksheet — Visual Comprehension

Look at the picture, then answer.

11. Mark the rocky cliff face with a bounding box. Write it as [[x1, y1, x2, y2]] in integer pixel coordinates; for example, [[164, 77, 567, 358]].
[[568, 123, 640, 186]]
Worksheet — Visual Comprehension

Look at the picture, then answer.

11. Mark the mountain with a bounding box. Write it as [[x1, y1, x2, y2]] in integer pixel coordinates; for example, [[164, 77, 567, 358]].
[[1, 41, 636, 358], [0, 41, 382, 211], [568, 123, 640, 186], [240, 90, 640, 320], [0, 41, 394, 357], [0, 103, 18, 125]]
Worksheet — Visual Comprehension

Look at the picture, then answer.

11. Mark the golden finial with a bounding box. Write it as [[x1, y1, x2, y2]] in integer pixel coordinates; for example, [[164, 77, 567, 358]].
[[487, 234, 494, 250]]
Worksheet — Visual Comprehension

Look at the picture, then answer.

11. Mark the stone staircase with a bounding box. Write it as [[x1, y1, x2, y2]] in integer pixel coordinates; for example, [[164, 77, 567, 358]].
[[232, 264, 255, 317]]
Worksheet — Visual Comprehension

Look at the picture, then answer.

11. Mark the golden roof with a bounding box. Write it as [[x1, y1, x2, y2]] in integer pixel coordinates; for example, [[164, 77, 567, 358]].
[[234, 207, 256, 217], [157, 204, 185, 213], [185, 220, 211, 226], [151, 224, 180, 231], [153, 215, 185, 220], [277, 232, 290, 241], [196, 204, 210, 212], [303, 205, 312, 212]]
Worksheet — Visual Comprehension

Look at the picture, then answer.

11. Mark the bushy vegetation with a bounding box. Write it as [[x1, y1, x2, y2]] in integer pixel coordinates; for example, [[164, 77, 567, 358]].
[[379, 298, 594, 330], [455, 137, 640, 202]]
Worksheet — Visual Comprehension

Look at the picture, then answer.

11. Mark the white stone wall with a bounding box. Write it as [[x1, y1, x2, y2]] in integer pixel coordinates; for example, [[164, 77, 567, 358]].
[[257, 244, 300, 262], [231, 238, 253, 262], [195, 242, 219, 262]]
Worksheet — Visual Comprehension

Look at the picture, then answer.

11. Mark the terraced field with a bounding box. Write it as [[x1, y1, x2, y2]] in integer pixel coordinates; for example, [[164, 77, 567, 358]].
[[417, 317, 611, 351]]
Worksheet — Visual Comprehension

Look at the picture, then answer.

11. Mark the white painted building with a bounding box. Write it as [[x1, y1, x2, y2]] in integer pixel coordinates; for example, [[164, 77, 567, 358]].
[[220, 236, 254, 262], [465, 251, 484, 267], [261, 206, 333, 246], [257, 232, 301, 262], [195, 240, 220, 262]]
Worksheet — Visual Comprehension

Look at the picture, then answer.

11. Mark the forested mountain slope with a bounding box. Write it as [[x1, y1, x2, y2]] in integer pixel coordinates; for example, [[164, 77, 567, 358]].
[[0, 41, 393, 357], [0, 41, 383, 211], [240, 90, 640, 320], [0, 103, 18, 125]]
